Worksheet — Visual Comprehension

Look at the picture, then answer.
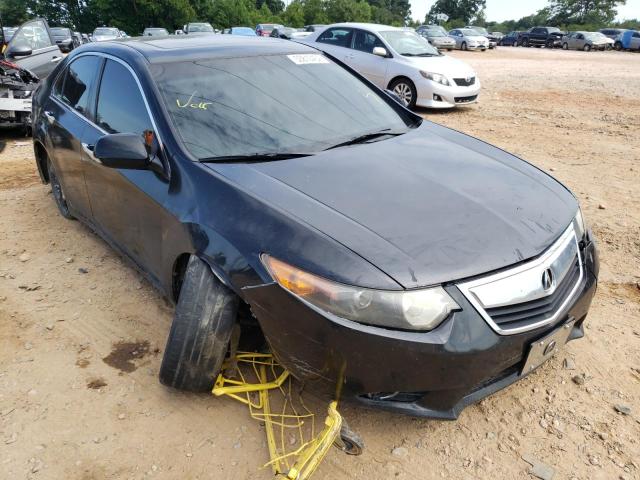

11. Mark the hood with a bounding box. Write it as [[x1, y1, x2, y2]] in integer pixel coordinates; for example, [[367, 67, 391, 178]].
[[403, 54, 475, 78], [206, 122, 577, 289], [94, 35, 117, 41], [465, 35, 488, 41]]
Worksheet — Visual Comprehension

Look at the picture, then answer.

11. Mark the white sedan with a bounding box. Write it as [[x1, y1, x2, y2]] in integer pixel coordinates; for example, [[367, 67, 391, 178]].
[[299, 23, 481, 109]]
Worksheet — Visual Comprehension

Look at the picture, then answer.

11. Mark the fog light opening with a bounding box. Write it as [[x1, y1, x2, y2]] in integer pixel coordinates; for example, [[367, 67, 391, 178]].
[[433, 94, 443, 102]]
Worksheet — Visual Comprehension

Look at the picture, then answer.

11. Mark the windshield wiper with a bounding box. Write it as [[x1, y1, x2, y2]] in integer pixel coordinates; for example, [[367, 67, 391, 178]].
[[324, 130, 404, 151], [199, 152, 313, 163]]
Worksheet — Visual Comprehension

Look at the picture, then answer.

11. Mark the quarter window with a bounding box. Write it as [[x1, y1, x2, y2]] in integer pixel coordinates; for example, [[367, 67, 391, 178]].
[[317, 28, 353, 48], [56, 56, 102, 116], [96, 59, 152, 136]]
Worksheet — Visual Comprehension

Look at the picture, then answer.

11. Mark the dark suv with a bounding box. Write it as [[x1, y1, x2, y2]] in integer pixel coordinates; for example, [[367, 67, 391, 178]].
[[519, 27, 564, 48]]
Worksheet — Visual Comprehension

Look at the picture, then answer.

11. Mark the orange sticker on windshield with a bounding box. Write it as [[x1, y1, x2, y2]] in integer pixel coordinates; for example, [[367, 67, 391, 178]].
[[287, 54, 330, 65]]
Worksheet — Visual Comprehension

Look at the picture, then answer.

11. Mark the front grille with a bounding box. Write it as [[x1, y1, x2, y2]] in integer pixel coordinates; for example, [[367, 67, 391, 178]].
[[455, 95, 478, 103], [454, 77, 476, 87], [485, 256, 581, 331]]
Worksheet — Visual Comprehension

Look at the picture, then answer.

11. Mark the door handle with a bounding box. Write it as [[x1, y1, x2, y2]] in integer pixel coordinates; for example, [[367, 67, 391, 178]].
[[43, 111, 56, 123], [51, 56, 63, 63]]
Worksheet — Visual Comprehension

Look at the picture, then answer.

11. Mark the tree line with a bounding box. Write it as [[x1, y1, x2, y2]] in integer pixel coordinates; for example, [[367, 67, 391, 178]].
[[0, 0, 410, 34], [425, 0, 638, 32]]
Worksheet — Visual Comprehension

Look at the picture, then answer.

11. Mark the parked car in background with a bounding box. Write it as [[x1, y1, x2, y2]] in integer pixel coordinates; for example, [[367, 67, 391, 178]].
[[519, 27, 564, 48], [93, 27, 122, 41], [175, 29, 184, 35], [591, 32, 614, 49], [50, 27, 75, 52], [72, 31, 82, 48], [0, 18, 61, 129], [2, 18, 61, 78], [305, 24, 326, 32], [448, 28, 489, 51], [599, 28, 625, 40], [183, 23, 214, 34], [416, 25, 455, 51], [256, 23, 279, 37], [143, 28, 169, 37], [465, 26, 498, 48], [30, 34, 597, 420], [491, 32, 504, 40], [562, 31, 609, 51], [499, 31, 521, 46], [229, 27, 257, 36], [270, 26, 294, 39], [302, 23, 480, 109], [614, 30, 640, 51], [81, 33, 90, 44]]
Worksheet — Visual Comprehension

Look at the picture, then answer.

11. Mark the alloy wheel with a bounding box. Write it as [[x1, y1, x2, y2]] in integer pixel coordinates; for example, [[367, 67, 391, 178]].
[[393, 83, 413, 107]]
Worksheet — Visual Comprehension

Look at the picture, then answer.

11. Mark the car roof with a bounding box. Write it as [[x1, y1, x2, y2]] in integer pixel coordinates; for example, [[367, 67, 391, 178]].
[[80, 35, 317, 64], [324, 23, 403, 33]]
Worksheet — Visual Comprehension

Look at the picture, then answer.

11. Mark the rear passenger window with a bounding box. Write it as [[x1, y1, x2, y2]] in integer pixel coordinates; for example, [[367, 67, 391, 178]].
[[96, 59, 152, 135], [57, 56, 102, 116], [317, 28, 353, 48]]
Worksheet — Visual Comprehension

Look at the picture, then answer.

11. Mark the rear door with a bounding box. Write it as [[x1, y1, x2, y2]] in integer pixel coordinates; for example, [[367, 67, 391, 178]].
[[4, 19, 62, 78], [631, 31, 640, 50], [348, 29, 388, 87], [316, 27, 354, 63], [44, 54, 103, 220]]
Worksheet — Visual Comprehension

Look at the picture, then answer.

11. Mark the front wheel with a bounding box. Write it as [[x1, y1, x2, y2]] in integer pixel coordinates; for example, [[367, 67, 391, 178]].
[[583, 44, 591, 52], [614, 41, 623, 51], [461, 41, 467, 51], [159, 256, 239, 392], [389, 78, 417, 109], [562, 42, 568, 50], [522, 38, 529, 47]]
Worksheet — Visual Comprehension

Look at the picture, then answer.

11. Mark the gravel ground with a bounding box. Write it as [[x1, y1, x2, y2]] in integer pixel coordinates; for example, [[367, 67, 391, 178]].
[[0, 47, 639, 480]]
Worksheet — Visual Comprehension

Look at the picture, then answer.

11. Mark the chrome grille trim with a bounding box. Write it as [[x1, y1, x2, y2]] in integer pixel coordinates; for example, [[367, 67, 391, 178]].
[[457, 224, 584, 335]]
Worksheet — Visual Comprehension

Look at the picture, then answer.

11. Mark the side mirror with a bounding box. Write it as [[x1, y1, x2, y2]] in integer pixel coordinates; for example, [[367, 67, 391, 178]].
[[8, 44, 33, 57], [373, 46, 388, 57], [94, 133, 149, 170]]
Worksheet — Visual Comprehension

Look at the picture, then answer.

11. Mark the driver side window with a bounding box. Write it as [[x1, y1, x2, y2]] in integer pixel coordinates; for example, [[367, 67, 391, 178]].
[[352, 30, 384, 54], [9, 20, 52, 51]]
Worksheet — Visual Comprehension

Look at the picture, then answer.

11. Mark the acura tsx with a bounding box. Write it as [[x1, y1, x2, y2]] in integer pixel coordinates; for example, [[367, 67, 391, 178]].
[[31, 35, 598, 419]]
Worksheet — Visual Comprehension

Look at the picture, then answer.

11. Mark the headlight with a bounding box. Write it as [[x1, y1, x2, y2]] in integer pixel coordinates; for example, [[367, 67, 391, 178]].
[[262, 255, 460, 331], [573, 208, 587, 240], [420, 71, 450, 86]]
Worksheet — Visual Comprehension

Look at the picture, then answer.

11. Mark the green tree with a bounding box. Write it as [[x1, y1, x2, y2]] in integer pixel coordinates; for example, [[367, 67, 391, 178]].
[[302, 0, 329, 25], [326, 0, 372, 23], [548, 0, 626, 24], [283, 0, 305, 27], [427, 0, 486, 25], [0, 0, 29, 25]]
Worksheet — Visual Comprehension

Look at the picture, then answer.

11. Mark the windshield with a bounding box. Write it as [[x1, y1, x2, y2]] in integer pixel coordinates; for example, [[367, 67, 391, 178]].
[[151, 54, 413, 160], [471, 27, 489, 36], [548, 27, 561, 33], [145, 28, 168, 35], [232, 27, 255, 35], [423, 26, 447, 37], [50, 28, 70, 36], [460, 29, 481, 36], [94, 28, 118, 36], [189, 23, 214, 32], [379, 30, 439, 56], [587, 32, 603, 39]]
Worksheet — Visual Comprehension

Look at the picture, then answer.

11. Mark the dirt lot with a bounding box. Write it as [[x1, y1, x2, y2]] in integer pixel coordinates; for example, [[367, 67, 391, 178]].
[[1, 47, 639, 480]]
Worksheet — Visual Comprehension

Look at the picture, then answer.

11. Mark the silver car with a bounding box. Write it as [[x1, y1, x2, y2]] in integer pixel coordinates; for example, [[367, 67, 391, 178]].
[[561, 31, 610, 51], [301, 23, 481, 109], [417, 25, 456, 51], [448, 28, 489, 51], [92, 27, 121, 42]]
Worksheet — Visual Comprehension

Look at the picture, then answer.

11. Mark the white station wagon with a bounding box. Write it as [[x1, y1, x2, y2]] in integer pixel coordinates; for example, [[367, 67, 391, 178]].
[[300, 23, 481, 109]]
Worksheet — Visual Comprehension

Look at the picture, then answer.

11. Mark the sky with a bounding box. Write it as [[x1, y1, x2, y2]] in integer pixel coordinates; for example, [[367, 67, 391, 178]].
[[410, 0, 640, 22]]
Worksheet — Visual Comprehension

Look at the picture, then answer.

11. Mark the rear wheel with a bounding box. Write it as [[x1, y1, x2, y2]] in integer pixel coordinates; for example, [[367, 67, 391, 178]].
[[614, 41, 623, 51], [522, 38, 529, 47], [159, 256, 239, 392], [47, 158, 74, 220], [389, 78, 417, 109]]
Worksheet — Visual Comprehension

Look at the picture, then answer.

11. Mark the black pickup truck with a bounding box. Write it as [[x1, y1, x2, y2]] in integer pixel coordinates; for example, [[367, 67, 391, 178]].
[[519, 26, 564, 48]]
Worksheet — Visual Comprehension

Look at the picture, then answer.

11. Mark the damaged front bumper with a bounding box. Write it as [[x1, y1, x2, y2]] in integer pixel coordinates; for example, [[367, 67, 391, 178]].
[[0, 59, 38, 127], [242, 239, 598, 420]]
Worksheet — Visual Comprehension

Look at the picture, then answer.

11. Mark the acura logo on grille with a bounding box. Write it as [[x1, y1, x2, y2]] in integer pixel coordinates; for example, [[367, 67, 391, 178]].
[[542, 268, 554, 291]]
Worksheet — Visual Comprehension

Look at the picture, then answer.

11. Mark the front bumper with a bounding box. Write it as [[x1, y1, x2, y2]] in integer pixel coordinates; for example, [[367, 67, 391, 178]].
[[415, 76, 481, 109], [243, 238, 598, 420]]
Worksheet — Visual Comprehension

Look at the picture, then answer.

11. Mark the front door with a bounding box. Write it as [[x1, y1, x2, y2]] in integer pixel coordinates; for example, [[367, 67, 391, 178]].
[[5, 19, 62, 79], [349, 29, 388, 88], [82, 58, 170, 284]]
